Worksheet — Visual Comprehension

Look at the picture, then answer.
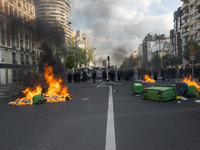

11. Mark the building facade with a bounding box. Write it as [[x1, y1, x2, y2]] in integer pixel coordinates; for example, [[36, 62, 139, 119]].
[[0, 0, 44, 85], [181, 0, 200, 65], [140, 34, 171, 68], [35, 0, 72, 41]]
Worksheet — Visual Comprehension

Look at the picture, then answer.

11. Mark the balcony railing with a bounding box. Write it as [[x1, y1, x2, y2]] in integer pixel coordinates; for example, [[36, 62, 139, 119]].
[[182, 31, 190, 37], [181, 2, 189, 10], [182, 12, 189, 19], [195, 24, 200, 31], [181, 22, 190, 28], [195, 13, 200, 20]]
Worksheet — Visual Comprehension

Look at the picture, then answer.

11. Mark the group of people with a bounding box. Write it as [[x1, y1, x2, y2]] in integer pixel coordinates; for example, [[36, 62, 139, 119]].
[[67, 70, 98, 83], [67, 65, 200, 84]]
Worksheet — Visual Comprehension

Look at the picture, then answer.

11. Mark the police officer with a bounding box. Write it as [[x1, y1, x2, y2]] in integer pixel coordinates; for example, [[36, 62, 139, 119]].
[[67, 72, 72, 83], [92, 70, 97, 83]]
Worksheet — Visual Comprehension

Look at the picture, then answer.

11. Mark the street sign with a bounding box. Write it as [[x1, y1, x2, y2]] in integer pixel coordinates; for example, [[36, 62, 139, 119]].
[[190, 51, 195, 56], [189, 55, 196, 61], [190, 44, 196, 51]]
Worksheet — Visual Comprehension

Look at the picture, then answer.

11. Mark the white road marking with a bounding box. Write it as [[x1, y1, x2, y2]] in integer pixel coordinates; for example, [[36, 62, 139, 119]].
[[97, 81, 105, 88], [105, 86, 116, 150]]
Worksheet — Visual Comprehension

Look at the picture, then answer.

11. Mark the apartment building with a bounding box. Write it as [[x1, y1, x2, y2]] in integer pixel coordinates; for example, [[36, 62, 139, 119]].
[[172, 7, 183, 64], [0, 0, 44, 85], [72, 30, 93, 50], [35, 0, 72, 41], [141, 34, 171, 68], [181, 0, 200, 46]]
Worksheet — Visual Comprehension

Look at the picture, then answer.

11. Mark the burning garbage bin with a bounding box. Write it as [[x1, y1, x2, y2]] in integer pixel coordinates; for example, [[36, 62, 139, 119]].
[[131, 81, 144, 94], [143, 85, 177, 102], [33, 94, 47, 104], [176, 82, 200, 97], [186, 85, 200, 97]]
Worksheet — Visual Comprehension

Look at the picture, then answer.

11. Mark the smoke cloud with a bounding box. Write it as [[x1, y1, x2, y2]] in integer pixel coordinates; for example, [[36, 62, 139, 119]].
[[71, 0, 182, 65]]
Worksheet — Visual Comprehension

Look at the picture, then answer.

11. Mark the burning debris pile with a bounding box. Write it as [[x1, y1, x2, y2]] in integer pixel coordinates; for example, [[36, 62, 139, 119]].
[[182, 75, 200, 91], [9, 65, 71, 106], [144, 74, 156, 83]]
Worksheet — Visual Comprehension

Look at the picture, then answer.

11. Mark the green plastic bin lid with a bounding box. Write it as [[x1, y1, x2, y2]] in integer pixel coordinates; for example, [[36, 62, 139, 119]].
[[147, 86, 174, 92]]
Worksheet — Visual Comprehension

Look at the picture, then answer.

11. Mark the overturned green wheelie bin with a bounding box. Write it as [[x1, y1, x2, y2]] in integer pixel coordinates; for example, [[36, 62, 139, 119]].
[[132, 81, 144, 94], [186, 85, 200, 97], [33, 94, 47, 104], [143, 85, 177, 102]]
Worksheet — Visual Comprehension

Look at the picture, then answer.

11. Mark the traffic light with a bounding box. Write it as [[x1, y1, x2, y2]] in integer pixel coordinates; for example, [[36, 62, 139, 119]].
[[107, 56, 110, 61]]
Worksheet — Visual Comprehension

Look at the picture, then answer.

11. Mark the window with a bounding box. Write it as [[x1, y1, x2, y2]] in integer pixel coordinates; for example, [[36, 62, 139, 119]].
[[23, 1, 26, 10], [26, 55, 29, 64], [10, 6, 13, 16], [11, 29, 15, 47], [21, 54, 24, 64]]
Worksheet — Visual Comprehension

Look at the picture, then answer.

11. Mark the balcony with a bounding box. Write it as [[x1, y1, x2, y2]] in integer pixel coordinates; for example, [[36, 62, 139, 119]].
[[182, 12, 189, 19], [181, 2, 189, 10], [182, 31, 190, 37], [196, 1, 200, 9], [195, 24, 200, 31], [195, 12, 200, 20], [181, 22, 190, 28]]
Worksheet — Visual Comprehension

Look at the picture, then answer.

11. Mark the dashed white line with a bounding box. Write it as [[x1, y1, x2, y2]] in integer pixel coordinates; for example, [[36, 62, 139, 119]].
[[105, 86, 116, 150]]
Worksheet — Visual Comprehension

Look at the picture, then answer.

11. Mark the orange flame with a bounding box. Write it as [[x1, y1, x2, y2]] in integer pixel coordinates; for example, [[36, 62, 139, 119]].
[[182, 75, 200, 91], [9, 65, 71, 106], [144, 74, 156, 83]]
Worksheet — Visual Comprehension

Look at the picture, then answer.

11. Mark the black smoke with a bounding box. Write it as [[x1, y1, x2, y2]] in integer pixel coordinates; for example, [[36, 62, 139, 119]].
[[111, 47, 128, 66]]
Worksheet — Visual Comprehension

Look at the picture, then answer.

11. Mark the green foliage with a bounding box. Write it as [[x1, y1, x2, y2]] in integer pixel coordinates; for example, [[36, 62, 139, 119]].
[[65, 41, 95, 68], [151, 53, 161, 67], [183, 40, 200, 64], [64, 55, 75, 69], [162, 53, 178, 68]]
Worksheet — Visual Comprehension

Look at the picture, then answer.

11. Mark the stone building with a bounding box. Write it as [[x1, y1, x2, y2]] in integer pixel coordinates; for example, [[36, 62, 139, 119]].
[[0, 0, 44, 85]]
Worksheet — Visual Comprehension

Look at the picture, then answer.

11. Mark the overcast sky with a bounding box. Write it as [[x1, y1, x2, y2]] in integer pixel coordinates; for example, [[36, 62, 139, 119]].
[[71, 0, 182, 65]]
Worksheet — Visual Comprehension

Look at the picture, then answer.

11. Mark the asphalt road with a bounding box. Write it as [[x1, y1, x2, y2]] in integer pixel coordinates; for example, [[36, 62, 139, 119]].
[[1, 80, 200, 150]]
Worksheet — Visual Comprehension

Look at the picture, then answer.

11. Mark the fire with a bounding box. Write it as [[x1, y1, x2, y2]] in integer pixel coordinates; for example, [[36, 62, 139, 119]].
[[9, 64, 71, 106], [144, 74, 156, 83], [182, 75, 200, 91]]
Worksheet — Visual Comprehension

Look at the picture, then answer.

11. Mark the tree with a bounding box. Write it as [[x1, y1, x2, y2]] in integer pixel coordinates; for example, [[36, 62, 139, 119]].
[[66, 42, 95, 68], [151, 53, 161, 68], [64, 55, 75, 69], [162, 53, 178, 68], [183, 39, 200, 64]]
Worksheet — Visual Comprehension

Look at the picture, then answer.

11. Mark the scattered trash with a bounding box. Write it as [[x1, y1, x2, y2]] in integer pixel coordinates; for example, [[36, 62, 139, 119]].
[[82, 98, 90, 101], [195, 100, 200, 103], [135, 94, 142, 97], [177, 96, 185, 100], [182, 97, 188, 101], [177, 101, 181, 104]]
